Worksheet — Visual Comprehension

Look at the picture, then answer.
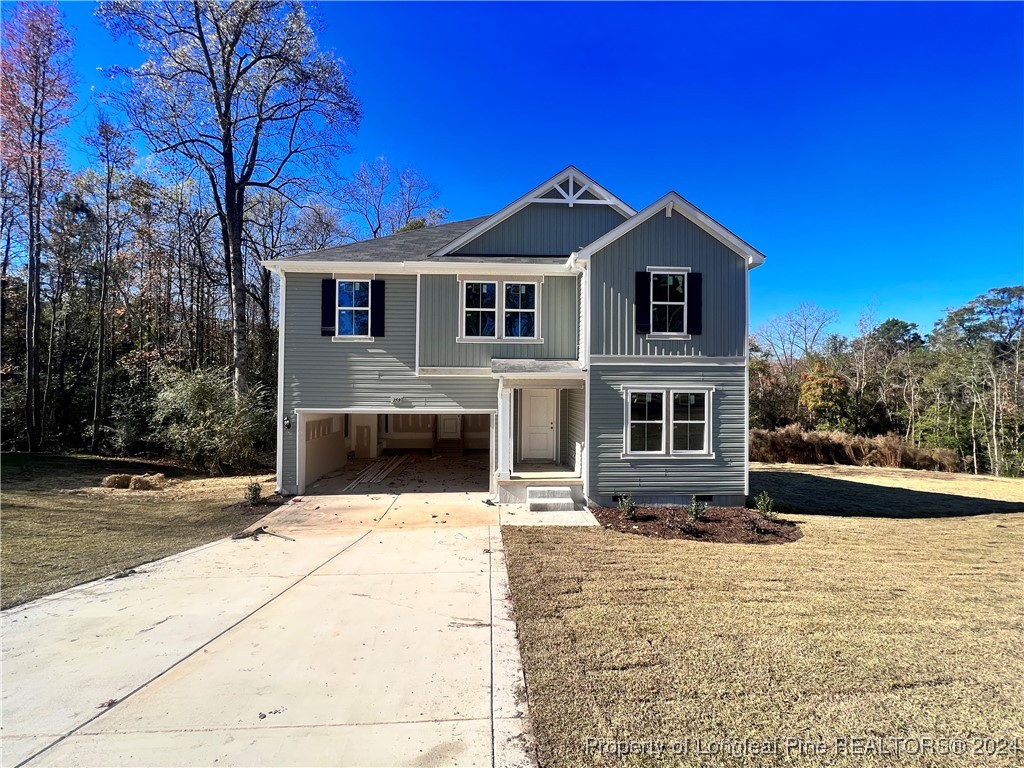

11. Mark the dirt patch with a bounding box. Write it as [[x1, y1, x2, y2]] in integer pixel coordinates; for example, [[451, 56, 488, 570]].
[[590, 504, 803, 544]]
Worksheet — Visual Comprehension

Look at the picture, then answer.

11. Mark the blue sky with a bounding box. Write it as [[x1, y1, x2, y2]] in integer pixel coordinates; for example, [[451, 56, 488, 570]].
[[57, 1, 1024, 337]]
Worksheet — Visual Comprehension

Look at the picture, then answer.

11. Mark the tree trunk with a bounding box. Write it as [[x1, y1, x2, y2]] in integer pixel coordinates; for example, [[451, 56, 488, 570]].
[[225, 183, 248, 397], [91, 166, 112, 453]]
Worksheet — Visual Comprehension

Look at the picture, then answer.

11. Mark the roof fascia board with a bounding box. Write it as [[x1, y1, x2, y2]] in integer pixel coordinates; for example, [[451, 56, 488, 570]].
[[576, 192, 766, 268], [431, 166, 636, 259], [261, 260, 574, 276]]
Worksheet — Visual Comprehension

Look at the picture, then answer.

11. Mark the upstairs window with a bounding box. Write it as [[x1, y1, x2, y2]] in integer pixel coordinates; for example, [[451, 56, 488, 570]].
[[337, 280, 370, 337], [504, 282, 537, 338], [650, 271, 687, 334], [464, 281, 497, 338]]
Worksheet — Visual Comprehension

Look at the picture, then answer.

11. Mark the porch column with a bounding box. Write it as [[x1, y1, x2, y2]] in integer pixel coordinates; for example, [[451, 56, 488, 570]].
[[496, 382, 513, 480]]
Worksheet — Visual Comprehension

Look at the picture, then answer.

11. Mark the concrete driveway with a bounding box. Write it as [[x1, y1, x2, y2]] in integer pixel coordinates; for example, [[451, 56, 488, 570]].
[[2, 477, 596, 768]]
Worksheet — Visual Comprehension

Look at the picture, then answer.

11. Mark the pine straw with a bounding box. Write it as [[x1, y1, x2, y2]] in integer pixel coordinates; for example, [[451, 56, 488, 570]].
[[504, 471, 1024, 767], [1, 454, 275, 609]]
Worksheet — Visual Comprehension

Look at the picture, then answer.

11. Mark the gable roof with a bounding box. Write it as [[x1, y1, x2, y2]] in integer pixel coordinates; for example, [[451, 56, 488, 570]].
[[272, 216, 490, 264], [431, 166, 636, 258], [574, 191, 766, 268]]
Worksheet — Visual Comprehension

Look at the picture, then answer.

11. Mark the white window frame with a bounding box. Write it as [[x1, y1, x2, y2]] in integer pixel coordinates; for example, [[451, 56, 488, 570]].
[[461, 280, 499, 340], [334, 277, 372, 341], [623, 389, 666, 455], [620, 384, 715, 459], [647, 266, 691, 339], [457, 277, 544, 344], [670, 389, 712, 455], [502, 280, 540, 340]]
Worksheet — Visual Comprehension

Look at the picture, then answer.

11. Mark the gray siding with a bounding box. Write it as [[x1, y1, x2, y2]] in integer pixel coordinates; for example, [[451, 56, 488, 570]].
[[567, 388, 585, 471], [559, 389, 569, 463], [281, 273, 497, 492], [454, 203, 626, 256], [419, 274, 579, 367], [590, 212, 747, 357], [587, 364, 746, 503]]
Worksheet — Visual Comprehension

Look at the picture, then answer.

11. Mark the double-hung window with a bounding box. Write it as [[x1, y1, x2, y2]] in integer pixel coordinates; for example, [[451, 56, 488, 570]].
[[463, 281, 497, 338], [504, 282, 537, 338], [336, 279, 370, 337], [627, 392, 665, 454], [624, 386, 714, 458], [460, 279, 541, 341], [650, 271, 687, 335]]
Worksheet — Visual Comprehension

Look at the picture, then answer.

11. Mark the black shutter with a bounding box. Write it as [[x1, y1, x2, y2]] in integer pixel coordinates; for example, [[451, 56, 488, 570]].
[[370, 279, 386, 337], [687, 272, 703, 335], [634, 272, 651, 334], [321, 279, 335, 336]]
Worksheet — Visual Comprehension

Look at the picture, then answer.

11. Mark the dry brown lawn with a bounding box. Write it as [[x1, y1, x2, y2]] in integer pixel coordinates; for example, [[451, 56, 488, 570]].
[[504, 466, 1024, 767], [1, 454, 275, 609]]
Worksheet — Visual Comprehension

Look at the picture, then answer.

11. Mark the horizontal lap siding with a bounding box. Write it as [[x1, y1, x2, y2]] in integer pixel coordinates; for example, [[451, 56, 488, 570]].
[[453, 203, 626, 256], [590, 212, 746, 357], [588, 365, 746, 500], [419, 274, 578, 367], [567, 388, 585, 471], [281, 273, 498, 491]]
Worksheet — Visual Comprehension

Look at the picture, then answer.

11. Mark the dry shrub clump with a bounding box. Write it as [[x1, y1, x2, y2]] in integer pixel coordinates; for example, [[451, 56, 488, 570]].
[[102, 473, 168, 491], [750, 424, 959, 471]]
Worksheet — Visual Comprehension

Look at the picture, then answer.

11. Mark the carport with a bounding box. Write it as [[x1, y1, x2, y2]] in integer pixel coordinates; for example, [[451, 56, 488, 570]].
[[294, 408, 496, 496]]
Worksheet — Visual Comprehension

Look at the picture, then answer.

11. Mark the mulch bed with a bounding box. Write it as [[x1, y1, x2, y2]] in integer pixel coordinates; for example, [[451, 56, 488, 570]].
[[590, 505, 803, 544], [222, 493, 288, 516]]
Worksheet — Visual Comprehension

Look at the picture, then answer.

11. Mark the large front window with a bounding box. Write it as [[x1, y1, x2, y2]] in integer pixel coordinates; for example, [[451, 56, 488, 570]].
[[463, 281, 497, 337], [624, 386, 714, 457], [336, 280, 370, 337], [650, 271, 687, 334], [460, 279, 542, 341]]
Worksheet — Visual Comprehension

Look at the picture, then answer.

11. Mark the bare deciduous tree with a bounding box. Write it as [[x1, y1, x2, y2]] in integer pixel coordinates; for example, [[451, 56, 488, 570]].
[[99, 0, 360, 396], [340, 156, 447, 239], [0, 4, 75, 450]]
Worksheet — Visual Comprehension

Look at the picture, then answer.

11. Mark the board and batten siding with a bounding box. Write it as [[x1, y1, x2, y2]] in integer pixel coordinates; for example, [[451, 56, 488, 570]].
[[587, 365, 746, 504], [589, 211, 747, 357], [453, 202, 626, 256], [418, 274, 579, 368], [281, 273, 498, 492]]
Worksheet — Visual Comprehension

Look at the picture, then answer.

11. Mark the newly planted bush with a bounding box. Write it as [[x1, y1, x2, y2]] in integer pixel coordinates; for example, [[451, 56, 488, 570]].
[[685, 496, 709, 521], [617, 494, 637, 520], [245, 481, 262, 507], [754, 490, 777, 520]]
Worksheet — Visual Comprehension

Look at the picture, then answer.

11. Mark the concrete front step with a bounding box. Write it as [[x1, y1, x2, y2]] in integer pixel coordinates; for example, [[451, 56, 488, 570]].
[[526, 486, 576, 512]]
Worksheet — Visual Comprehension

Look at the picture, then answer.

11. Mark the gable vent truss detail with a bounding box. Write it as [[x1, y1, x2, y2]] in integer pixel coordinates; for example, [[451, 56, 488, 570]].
[[528, 170, 611, 208]]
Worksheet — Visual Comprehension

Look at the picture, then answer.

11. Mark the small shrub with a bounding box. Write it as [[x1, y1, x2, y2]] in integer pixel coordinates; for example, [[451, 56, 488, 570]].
[[245, 481, 262, 507], [754, 490, 777, 520], [685, 496, 709, 521], [617, 494, 636, 520]]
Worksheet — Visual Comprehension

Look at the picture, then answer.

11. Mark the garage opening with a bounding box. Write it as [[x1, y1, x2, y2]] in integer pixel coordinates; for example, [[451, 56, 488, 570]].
[[298, 411, 494, 495]]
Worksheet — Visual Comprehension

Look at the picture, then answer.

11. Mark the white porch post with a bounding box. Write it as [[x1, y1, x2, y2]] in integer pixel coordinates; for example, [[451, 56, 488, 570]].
[[497, 381, 513, 480]]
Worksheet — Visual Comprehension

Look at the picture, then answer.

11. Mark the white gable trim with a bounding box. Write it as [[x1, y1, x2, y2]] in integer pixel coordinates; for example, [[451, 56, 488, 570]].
[[431, 166, 636, 258], [574, 192, 766, 268]]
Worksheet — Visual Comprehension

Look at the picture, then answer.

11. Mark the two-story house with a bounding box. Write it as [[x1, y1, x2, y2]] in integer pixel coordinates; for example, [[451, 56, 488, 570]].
[[263, 167, 765, 507]]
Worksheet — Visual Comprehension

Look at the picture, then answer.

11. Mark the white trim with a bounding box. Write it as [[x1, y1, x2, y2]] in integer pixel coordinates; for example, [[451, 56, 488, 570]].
[[263, 260, 574, 276], [646, 266, 691, 273], [581, 263, 591, 501], [497, 384, 513, 480], [417, 367, 492, 377], [491, 371, 585, 381], [669, 388, 714, 456], [334, 277, 372, 339], [294, 407, 496, 414], [619, 384, 717, 460], [331, 336, 374, 343], [432, 166, 636, 258], [415, 273, 421, 373], [744, 265, 750, 496], [457, 277, 543, 343], [275, 271, 286, 494], [590, 355, 745, 366], [648, 268, 688, 336], [575, 191, 766, 268]]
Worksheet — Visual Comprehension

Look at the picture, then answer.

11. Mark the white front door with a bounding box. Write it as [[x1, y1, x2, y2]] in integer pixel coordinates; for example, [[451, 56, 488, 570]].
[[521, 388, 556, 461]]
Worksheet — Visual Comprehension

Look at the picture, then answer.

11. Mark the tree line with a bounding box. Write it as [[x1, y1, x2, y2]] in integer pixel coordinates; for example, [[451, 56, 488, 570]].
[[751, 289, 1024, 476], [1, 2, 444, 465]]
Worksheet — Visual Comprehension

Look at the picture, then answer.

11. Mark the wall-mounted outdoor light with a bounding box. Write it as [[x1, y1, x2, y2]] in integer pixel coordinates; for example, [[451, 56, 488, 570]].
[[283, 415, 292, 430]]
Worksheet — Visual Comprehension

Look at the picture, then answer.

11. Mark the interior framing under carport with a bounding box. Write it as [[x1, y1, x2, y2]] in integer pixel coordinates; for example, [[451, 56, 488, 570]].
[[293, 407, 497, 496]]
